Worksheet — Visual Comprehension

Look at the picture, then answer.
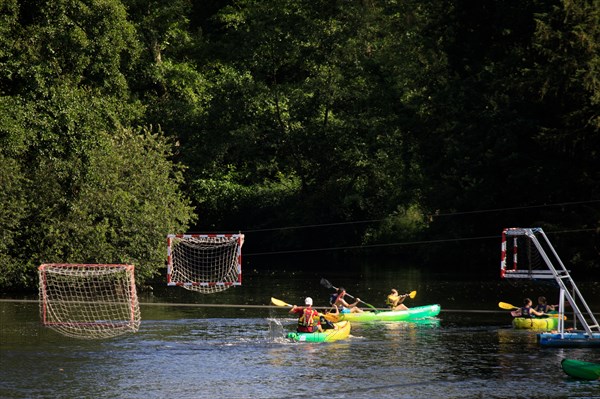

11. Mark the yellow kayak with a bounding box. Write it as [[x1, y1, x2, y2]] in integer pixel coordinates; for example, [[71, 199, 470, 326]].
[[286, 321, 351, 342], [512, 316, 558, 331]]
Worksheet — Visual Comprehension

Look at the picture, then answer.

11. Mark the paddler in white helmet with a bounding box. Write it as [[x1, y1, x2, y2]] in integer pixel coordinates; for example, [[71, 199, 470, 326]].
[[289, 297, 323, 333]]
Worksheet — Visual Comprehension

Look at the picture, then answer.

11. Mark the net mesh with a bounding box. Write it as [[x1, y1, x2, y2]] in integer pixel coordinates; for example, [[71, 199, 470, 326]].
[[167, 234, 244, 294], [501, 228, 557, 286], [512, 235, 542, 272], [38, 264, 141, 339]]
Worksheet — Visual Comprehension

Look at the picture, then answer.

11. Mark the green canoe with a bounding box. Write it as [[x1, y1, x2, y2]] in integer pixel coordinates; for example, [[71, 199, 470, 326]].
[[286, 321, 351, 342], [561, 359, 600, 380], [334, 304, 441, 322]]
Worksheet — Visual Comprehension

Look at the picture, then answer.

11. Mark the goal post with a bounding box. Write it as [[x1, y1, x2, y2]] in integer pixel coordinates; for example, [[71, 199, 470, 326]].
[[38, 263, 141, 339], [499, 227, 600, 336], [500, 227, 556, 279], [167, 233, 244, 294]]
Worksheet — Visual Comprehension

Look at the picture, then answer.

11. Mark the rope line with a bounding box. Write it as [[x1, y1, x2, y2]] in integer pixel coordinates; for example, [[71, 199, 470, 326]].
[[245, 228, 598, 256], [241, 199, 600, 233], [0, 299, 513, 313]]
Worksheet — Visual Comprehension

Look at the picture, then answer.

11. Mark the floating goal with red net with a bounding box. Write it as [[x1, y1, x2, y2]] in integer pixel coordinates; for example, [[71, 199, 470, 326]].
[[166, 233, 244, 294], [38, 263, 141, 339]]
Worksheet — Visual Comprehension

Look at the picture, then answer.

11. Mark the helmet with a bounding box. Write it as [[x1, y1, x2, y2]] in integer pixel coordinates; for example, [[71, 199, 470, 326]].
[[305, 297, 313, 306]]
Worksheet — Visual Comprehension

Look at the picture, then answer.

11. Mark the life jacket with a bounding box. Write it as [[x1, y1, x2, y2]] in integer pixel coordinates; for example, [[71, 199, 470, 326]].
[[520, 306, 532, 318], [329, 294, 338, 305], [319, 315, 335, 330], [298, 308, 318, 332], [535, 304, 549, 313], [386, 294, 399, 307]]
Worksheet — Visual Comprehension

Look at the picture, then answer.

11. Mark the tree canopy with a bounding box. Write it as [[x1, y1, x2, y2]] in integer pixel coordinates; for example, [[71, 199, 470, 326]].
[[1, 0, 598, 290]]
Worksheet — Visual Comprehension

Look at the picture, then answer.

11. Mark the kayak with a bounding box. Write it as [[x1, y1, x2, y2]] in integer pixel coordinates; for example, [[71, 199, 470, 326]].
[[561, 359, 600, 380], [332, 304, 441, 322], [512, 316, 558, 331], [286, 321, 351, 342]]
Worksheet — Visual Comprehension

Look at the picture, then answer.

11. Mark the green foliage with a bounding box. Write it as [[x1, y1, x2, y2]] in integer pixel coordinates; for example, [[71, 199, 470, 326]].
[[0, 95, 32, 288], [1, 0, 598, 288], [3, 0, 139, 96], [0, 83, 195, 289], [532, 0, 600, 158], [0, 1, 195, 290], [363, 204, 428, 246], [186, 0, 430, 235], [0, 153, 27, 288], [35, 126, 195, 283]]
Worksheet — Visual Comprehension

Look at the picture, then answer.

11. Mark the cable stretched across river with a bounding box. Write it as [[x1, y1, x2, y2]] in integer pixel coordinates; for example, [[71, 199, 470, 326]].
[[0, 298, 505, 313]]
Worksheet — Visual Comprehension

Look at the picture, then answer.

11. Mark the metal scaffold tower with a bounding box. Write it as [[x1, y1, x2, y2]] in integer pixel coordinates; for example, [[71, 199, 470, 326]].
[[501, 227, 599, 345]]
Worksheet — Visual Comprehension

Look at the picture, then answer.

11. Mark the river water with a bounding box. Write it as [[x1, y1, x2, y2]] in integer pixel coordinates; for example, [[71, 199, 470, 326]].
[[1, 265, 599, 399]]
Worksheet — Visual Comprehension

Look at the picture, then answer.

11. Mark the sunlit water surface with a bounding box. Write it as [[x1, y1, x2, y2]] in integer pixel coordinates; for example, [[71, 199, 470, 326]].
[[1, 267, 599, 399]]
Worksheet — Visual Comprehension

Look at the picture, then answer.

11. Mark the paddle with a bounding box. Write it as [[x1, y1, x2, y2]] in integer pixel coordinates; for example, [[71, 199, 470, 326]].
[[498, 301, 519, 310], [403, 291, 417, 299], [271, 297, 293, 308], [320, 278, 379, 312], [271, 297, 340, 323], [498, 301, 565, 319]]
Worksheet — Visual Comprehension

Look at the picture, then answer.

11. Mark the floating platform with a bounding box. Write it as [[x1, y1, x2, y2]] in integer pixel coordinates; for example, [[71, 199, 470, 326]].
[[501, 228, 600, 345], [537, 332, 600, 348]]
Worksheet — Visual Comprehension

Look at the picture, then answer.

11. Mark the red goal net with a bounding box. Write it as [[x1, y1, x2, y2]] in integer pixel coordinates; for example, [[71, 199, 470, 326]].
[[167, 233, 244, 294], [38, 263, 141, 339]]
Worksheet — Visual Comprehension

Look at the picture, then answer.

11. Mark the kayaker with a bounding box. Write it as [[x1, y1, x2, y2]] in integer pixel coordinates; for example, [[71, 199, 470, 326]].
[[330, 287, 363, 313], [320, 304, 339, 329], [386, 289, 409, 311], [535, 296, 555, 313], [516, 297, 545, 318], [290, 297, 323, 333]]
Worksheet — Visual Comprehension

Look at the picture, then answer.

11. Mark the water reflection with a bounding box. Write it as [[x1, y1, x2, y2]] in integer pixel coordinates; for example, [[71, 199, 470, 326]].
[[2, 269, 600, 399]]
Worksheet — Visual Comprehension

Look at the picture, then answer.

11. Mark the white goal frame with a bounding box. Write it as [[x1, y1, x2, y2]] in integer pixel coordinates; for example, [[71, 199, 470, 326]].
[[500, 227, 599, 337], [38, 263, 141, 339], [166, 233, 244, 294]]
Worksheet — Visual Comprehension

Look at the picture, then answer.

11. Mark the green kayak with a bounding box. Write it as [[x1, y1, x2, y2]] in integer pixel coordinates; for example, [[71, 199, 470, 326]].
[[561, 359, 600, 380], [334, 304, 441, 322], [286, 321, 351, 342]]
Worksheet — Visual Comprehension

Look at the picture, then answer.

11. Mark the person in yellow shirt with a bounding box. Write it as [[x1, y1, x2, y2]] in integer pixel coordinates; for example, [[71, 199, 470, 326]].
[[386, 289, 409, 311]]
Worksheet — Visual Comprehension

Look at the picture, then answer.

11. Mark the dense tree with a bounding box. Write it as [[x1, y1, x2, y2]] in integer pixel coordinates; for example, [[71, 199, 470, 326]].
[[159, 0, 436, 255], [0, 0, 195, 290], [405, 0, 599, 269], [0, 0, 598, 290], [527, 0, 600, 269]]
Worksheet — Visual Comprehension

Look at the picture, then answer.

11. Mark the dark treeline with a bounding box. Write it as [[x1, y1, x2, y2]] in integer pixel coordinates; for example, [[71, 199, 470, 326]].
[[1, 0, 598, 290]]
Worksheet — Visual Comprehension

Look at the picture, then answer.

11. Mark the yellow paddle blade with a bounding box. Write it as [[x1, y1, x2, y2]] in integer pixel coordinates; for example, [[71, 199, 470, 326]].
[[271, 297, 292, 307], [408, 290, 417, 299], [498, 301, 518, 310]]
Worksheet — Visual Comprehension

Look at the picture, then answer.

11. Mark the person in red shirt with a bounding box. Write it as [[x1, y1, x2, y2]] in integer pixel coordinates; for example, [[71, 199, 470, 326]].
[[289, 297, 323, 333]]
